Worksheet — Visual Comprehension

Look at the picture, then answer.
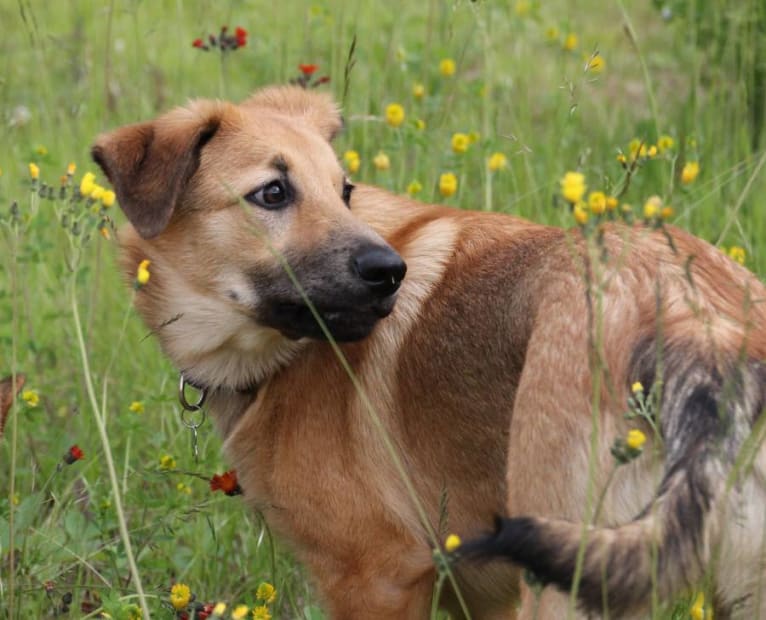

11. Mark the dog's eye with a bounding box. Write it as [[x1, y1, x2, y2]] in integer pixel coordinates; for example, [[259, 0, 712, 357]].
[[245, 179, 290, 210], [342, 180, 355, 207]]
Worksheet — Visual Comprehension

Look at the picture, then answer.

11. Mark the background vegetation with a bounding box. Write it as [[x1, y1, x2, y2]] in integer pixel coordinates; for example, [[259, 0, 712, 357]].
[[1, 0, 765, 617]]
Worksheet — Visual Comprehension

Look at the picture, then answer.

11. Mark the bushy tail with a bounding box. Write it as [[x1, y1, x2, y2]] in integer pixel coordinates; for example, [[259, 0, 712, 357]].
[[463, 349, 766, 616]]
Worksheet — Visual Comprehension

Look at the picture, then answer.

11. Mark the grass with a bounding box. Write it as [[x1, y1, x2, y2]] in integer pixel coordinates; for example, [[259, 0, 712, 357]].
[[1, 0, 765, 618]]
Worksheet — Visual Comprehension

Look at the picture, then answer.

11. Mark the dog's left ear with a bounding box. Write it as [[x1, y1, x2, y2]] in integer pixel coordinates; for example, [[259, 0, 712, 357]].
[[243, 86, 343, 142], [91, 102, 223, 239]]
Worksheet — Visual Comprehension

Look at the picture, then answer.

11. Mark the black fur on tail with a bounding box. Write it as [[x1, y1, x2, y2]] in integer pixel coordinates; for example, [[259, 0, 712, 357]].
[[462, 339, 766, 616]]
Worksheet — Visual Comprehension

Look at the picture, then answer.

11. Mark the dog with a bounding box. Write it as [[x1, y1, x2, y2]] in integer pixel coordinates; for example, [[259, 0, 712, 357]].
[[93, 85, 766, 619]]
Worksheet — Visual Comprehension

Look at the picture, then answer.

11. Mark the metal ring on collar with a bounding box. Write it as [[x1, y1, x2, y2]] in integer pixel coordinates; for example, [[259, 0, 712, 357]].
[[178, 374, 207, 411]]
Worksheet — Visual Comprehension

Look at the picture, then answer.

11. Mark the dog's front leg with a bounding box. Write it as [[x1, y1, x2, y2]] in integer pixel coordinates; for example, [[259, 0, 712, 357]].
[[302, 544, 436, 620]]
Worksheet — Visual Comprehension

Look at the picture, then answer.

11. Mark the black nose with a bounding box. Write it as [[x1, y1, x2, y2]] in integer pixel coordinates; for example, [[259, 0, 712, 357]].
[[352, 245, 407, 297]]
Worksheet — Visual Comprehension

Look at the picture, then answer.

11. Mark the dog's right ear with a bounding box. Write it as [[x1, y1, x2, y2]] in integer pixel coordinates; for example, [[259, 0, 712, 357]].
[[91, 103, 222, 239]]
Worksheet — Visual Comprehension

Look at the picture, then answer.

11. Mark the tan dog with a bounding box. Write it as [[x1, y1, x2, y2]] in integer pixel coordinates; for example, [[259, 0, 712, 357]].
[[93, 86, 766, 619]]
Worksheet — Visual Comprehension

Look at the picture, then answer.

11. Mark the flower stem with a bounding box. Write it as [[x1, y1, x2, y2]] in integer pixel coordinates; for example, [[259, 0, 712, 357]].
[[70, 282, 151, 619]]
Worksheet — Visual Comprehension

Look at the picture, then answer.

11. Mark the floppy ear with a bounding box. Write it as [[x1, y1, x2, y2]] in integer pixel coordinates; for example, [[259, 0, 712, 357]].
[[91, 102, 222, 239], [243, 85, 342, 142]]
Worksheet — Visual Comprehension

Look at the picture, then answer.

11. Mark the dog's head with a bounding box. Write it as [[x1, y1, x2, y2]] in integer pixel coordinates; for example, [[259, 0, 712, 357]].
[[92, 86, 406, 389]]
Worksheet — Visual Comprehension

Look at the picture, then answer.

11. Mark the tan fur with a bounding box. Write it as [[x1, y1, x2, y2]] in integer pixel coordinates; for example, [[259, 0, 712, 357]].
[[94, 86, 766, 619]]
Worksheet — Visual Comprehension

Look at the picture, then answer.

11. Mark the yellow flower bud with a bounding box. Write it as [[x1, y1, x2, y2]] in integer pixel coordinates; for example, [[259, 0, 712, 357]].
[[439, 58, 456, 77], [412, 83, 425, 99], [373, 151, 390, 171], [385, 103, 405, 128], [487, 152, 508, 172], [681, 161, 700, 184], [560, 171, 587, 204], [631, 381, 643, 394], [626, 429, 646, 451], [439, 172, 458, 197], [136, 259, 151, 286], [101, 190, 116, 207], [80, 172, 96, 196], [29, 162, 40, 180], [445, 533, 462, 552], [451, 132, 470, 154]]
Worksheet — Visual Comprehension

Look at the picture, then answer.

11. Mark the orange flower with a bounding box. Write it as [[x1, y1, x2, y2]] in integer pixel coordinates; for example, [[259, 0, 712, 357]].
[[299, 64, 318, 76], [210, 469, 243, 496], [64, 445, 84, 465]]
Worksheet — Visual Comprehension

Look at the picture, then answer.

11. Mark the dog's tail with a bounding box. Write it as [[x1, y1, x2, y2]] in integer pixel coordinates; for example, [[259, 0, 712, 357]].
[[462, 343, 766, 616]]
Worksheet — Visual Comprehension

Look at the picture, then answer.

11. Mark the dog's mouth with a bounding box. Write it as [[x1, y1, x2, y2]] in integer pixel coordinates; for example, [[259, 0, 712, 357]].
[[259, 295, 398, 342]]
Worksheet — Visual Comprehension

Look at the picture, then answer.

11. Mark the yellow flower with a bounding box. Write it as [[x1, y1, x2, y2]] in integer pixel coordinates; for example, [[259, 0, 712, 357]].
[[661, 206, 674, 220], [373, 151, 390, 171], [102, 190, 116, 207], [681, 161, 700, 184], [251, 606, 271, 620], [690, 592, 706, 620], [606, 196, 618, 211], [445, 533, 462, 552], [385, 103, 405, 128], [616, 153, 627, 166], [136, 259, 151, 286], [256, 582, 277, 604], [407, 180, 423, 195], [22, 389, 39, 408], [585, 53, 604, 73], [160, 455, 177, 471], [487, 152, 508, 172], [563, 33, 578, 51], [728, 246, 746, 265], [515, 0, 530, 16], [29, 162, 40, 180], [212, 602, 227, 616], [35, 145, 48, 156], [414, 118, 426, 131], [657, 135, 675, 153], [176, 482, 191, 495], [628, 138, 642, 158], [545, 26, 560, 41], [412, 83, 425, 99], [439, 58, 456, 77], [560, 171, 587, 204], [588, 191, 607, 215], [439, 172, 458, 197], [626, 429, 646, 451], [129, 400, 144, 414], [231, 605, 250, 620], [643, 195, 662, 219], [99, 226, 111, 240], [67, 162, 77, 176], [90, 185, 105, 201], [647, 145, 658, 158], [170, 583, 191, 610], [451, 132, 470, 154], [621, 203, 633, 214], [343, 150, 360, 174], [573, 203, 589, 225], [80, 172, 96, 196], [631, 381, 643, 394]]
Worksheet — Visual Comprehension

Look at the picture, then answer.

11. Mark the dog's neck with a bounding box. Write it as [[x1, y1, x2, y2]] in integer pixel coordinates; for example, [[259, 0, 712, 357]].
[[122, 229, 306, 399]]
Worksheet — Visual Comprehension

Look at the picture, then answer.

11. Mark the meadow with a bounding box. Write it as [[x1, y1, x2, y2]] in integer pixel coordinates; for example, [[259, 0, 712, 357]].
[[1, 0, 765, 618]]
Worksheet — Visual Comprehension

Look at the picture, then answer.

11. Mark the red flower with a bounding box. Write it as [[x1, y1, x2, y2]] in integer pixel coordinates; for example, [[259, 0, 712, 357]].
[[235, 26, 248, 46], [192, 38, 204, 48], [299, 64, 318, 76], [63, 444, 84, 465], [210, 469, 243, 496]]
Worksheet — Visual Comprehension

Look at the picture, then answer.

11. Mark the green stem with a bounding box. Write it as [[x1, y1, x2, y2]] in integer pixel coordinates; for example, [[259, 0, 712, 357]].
[[70, 282, 151, 619]]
